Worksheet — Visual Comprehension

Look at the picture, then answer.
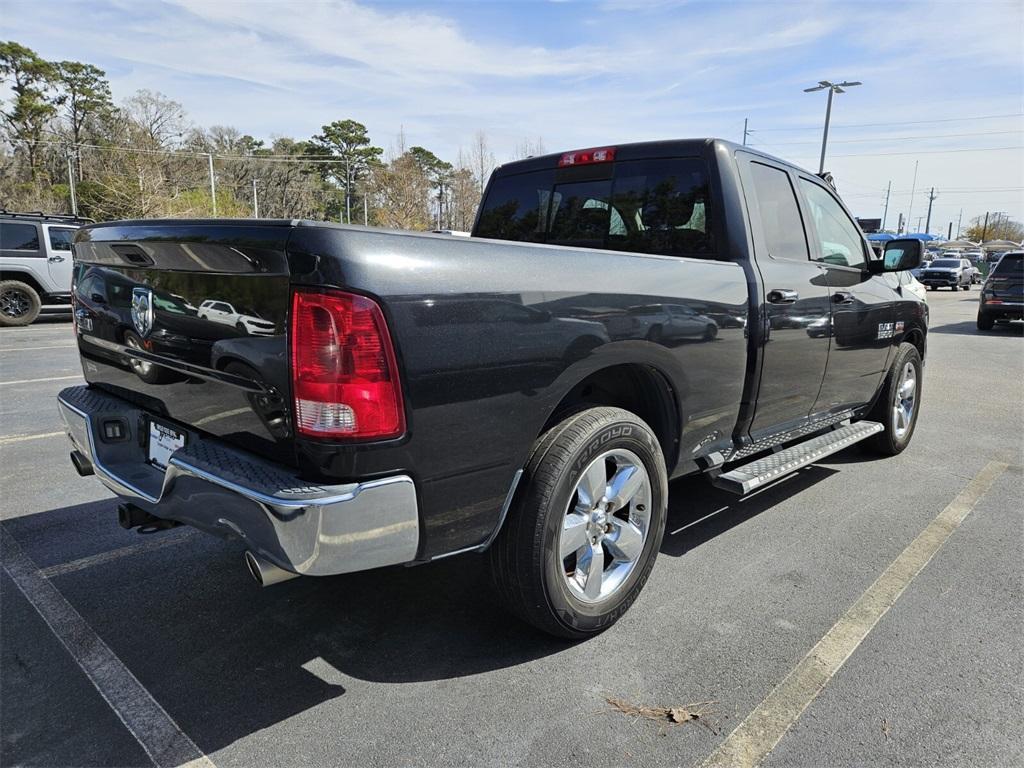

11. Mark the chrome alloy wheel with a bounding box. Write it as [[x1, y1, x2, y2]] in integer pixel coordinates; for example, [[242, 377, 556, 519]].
[[0, 287, 30, 318], [558, 448, 652, 604], [125, 334, 154, 377], [892, 361, 917, 440]]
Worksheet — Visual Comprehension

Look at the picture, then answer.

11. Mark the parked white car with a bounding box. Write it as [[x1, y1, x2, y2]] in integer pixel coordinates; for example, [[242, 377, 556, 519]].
[[197, 300, 276, 335], [0, 211, 88, 326]]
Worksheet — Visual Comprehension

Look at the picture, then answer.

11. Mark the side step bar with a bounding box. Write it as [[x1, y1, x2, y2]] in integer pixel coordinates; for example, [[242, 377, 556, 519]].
[[713, 421, 884, 494]]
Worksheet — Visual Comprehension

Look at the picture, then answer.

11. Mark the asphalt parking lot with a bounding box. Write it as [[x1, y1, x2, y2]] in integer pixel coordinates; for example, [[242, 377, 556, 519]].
[[1, 291, 1021, 768]]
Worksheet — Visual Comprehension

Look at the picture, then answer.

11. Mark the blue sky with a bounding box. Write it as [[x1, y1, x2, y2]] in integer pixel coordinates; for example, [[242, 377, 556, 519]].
[[2, 0, 1022, 231]]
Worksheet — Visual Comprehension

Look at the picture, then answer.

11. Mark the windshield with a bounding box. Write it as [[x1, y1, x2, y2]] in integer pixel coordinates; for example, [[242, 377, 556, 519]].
[[474, 157, 714, 258], [931, 259, 961, 268]]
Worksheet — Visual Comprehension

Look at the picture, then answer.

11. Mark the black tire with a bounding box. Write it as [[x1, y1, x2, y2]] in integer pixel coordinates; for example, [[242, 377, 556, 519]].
[[864, 343, 923, 456], [646, 325, 664, 343], [928, 285, 936, 291], [488, 407, 668, 639], [977, 313, 995, 331], [0, 280, 42, 327], [703, 324, 718, 341], [962, 283, 971, 291]]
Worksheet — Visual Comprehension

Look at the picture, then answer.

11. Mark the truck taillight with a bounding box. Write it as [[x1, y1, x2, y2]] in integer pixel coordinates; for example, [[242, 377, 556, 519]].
[[558, 146, 616, 167], [290, 289, 405, 440]]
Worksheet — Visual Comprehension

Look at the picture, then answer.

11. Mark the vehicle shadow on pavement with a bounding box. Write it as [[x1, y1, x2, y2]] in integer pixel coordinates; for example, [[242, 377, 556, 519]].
[[660, 466, 837, 557], [1, 501, 572, 760], [929, 320, 1024, 337]]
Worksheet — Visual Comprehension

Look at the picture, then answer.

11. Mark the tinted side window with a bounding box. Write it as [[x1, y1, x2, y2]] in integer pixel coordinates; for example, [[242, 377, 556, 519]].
[[0, 223, 41, 251], [748, 163, 808, 260], [798, 180, 867, 270], [47, 227, 76, 251], [475, 170, 555, 242]]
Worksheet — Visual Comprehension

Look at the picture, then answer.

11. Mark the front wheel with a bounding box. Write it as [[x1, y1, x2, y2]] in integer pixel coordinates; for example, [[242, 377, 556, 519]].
[[488, 407, 668, 639], [864, 343, 922, 456]]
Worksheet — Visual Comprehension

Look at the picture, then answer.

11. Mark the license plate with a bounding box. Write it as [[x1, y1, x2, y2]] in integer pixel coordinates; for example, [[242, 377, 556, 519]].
[[147, 420, 186, 470]]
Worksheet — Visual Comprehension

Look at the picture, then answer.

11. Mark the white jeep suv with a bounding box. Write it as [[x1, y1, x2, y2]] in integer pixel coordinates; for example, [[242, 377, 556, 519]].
[[1, 211, 90, 326]]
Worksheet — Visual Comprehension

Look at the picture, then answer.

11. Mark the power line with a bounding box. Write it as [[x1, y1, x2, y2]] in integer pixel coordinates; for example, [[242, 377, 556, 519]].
[[753, 112, 1023, 132], [756, 129, 1021, 147]]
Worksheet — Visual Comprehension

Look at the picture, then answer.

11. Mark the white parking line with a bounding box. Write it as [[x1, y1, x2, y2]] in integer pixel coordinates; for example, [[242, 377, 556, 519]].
[[699, 460, 1009, 768], [38, 529, 198, 578], [0, 374, 81, 386], [0, 527, 215, 768], [0, 431, 65, 445], [0, 344, 78, 352]]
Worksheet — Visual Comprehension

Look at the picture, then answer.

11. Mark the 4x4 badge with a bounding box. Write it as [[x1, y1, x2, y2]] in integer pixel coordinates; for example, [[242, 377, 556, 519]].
[[131, 287, 153, 337]]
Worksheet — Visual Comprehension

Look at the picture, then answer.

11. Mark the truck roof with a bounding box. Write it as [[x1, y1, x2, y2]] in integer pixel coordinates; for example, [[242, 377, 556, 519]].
[[490, 137, 800, 177]]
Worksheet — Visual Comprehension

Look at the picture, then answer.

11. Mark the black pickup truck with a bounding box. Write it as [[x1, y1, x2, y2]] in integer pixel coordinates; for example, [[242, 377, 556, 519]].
[[59, 139, 927, 638]]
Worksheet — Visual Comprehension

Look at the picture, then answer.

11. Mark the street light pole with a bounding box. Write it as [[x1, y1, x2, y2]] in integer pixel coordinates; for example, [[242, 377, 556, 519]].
[[804, 80, 862, 174], [207, 153, 217, 217], [251, 178, 259, 218]]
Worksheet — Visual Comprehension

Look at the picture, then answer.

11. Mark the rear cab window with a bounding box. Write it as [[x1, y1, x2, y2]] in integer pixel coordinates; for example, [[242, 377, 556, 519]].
[[474, 156, 714, 259]]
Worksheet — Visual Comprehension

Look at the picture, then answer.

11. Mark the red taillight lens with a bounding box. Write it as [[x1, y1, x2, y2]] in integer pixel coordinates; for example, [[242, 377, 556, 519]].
[[558, 146, 616, 167], [290, 289, 405, 440]]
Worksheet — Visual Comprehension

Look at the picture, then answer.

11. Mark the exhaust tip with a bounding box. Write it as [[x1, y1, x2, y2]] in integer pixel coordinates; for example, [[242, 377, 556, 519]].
[[244, 551, 299, 587], [70, 450, 94, 477]]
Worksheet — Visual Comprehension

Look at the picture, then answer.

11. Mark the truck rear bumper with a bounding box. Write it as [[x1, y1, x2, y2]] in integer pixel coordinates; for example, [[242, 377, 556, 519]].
[[57, 385, 419, 577]]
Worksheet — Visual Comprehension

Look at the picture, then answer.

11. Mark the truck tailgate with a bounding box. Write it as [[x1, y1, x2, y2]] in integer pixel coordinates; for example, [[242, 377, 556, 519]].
[[71, 221, 296, 466]]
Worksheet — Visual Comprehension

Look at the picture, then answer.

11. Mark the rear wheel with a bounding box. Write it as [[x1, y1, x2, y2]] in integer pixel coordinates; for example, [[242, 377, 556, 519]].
[[0, 280, 42, 327], [864, 343, 922, 456], [488, 407, 668, 639], [123, 331, 175, 384], [977, 313, 995, 331], [962, 282, 971, 291]]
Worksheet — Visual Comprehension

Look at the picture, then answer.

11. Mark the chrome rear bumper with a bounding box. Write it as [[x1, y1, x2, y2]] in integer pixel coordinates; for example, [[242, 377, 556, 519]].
[[57, 385, 419, 577]]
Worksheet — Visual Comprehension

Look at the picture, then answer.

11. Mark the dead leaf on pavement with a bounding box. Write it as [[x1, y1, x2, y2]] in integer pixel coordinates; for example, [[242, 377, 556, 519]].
[[606, 696, 718, 733]]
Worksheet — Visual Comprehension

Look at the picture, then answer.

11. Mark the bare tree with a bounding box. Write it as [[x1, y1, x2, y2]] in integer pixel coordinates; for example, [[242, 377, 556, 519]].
[[469, 130, 496, 197]]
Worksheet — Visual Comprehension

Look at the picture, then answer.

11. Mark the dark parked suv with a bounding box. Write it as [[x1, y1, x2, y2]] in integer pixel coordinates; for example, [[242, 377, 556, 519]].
[[977, 251, 1023, 330]]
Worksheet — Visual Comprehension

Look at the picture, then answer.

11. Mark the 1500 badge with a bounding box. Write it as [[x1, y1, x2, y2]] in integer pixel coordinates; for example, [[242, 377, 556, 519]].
[[877, 320, 904, 340]]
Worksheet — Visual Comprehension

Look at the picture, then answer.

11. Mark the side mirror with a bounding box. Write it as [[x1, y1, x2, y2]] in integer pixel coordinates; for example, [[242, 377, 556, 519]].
[[871, 239, 923, 273]]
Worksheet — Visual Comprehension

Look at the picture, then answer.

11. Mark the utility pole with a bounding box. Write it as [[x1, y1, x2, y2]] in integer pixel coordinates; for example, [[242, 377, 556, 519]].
[[251, 178, 259, 218], [947, 222, 952, 240], [915, 216, 923, 233], [897, 212, 905, 234], [956, 208, 963, 239], [881, 180, 891, 230], [981, 212, 989, 241], [207, 153, 217, 217], [743, 118, 751, 146], [363, 195, 368, 226], [905, 160, 919, 234], [66, 154, 78, 217], [924, 187, 937, 234]]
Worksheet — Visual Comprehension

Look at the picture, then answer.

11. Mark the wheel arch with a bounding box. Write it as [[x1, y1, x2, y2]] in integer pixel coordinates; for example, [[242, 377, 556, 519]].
[[0, 271, 45, 296], [541, 360, 682, 473]]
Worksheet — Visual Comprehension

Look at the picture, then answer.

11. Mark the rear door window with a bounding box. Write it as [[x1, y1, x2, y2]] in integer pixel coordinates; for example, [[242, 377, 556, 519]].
[[47, 227, 76, 251], [474, 157, 713, 258], [747, 162, 809, 261], [0, 222, 41, 252]]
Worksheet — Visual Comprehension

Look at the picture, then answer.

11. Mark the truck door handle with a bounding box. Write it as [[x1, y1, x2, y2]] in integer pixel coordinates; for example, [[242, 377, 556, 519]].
[[48, 254, 66, 263], [767, 289, 799, 304], [832, 291, 855, 305]]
